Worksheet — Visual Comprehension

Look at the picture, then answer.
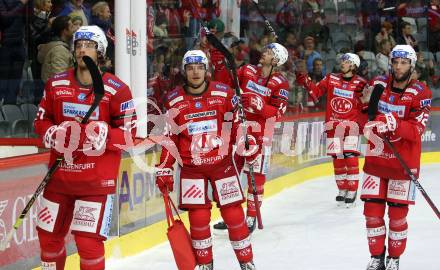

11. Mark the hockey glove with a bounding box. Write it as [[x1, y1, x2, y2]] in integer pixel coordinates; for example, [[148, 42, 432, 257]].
[[209, 48, 225, 71], [155, 167, 174, 194], [241, 92, 265, 115], [84, 121, 109, 152], [43, 121, 86, 155], [236, 135, 259, 165], [295, 72, 311, 87], [375, 112, 399, 136]]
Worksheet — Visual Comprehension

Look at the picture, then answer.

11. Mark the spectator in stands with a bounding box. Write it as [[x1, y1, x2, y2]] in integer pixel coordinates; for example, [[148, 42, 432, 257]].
[[374, 21, 396, 52], [90, 1, 114, 72], [415, 47, 435, 84], [302, 0, 321, 26], [428, 0, 440, 52], [300, 35, 324, 74], [69, 11, 84, 32], [38, 16, 75, 83], [397, 21, 418, 48], [0, 0, 29, 105], [230, 38, 248, 68], [30, 0, 54, 104], [57, 0, 91, 25], [309, 58, 325, 83], [153, 13, 168, 38], [376, 39, 392, 75]]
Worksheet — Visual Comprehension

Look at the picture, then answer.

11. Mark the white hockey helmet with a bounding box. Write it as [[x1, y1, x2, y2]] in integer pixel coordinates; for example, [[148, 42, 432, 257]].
[[73, 25, 108, 56], [182, 50, 209, 71], [389, 45, 417, 67], [340, 53, 360, 68], [265, 43, 288, 66]]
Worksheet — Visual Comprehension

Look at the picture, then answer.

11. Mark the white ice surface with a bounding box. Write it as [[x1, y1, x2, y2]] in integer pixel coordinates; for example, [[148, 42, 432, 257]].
[[107, 164, 440, 270]]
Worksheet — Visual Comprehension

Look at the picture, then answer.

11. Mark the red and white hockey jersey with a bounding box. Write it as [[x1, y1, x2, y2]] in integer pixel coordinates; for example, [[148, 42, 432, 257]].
[[159, 81, 239, 168], [364, 75, 432, 179], [308, 73, 368, 123], [34, 69, 136, 195]]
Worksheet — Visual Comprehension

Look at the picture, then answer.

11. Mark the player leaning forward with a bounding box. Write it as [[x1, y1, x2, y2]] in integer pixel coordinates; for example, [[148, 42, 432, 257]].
[[155, 50, 257, 270], [362, 45, 432, 270], [296, 53, 368, 207], [212, 42, 290, 232], [34, 26, 136, 270]]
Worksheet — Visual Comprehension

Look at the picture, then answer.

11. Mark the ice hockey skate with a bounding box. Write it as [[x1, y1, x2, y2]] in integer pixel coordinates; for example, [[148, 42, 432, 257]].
[[195, 262, 213, 270], [385, 257, 399, 270], [344, 190, 357, 208], [366, 248, 386, 270], [336, 189, 348, 206], [240, 261, 256, 270]]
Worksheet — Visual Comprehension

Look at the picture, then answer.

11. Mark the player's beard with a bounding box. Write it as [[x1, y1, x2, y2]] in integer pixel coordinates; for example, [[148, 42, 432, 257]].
[[392, 69, 412, 83]]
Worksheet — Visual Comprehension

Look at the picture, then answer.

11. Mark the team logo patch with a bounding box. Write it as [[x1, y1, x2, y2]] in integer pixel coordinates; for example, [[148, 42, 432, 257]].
[[195, 101, 202, 109], [70, 200, 102, 233], [215, 176, 243, 206], [389, 95, 395, 103], [231, 95, 239, 106], [333, 88, 354, 98], [37, 197, 60, 233], [120, 99, 134, 112], [361, 174, 381, 196], [187, 120, 217, 135], [63, 102, 99, 120], [181, 179, 205, 205], [185, 110, 216, 120], [77, 93, 87, 101], [331, 97, 353, 114]]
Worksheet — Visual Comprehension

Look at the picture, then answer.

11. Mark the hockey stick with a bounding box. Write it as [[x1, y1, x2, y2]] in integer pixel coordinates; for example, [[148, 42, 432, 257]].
[[251, 0, 279, 41], [202, 22, 263, 229], [368, 85, 440, 219], [0, 56, 105, 251]]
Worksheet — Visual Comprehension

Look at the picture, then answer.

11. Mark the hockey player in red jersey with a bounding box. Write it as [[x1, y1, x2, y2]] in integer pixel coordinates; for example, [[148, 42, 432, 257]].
[[34, 26, 136, 270], [296, 53, 368, 207], [212, 42, 290, 233], [155, 50, 256, 270], [362, 45, 432, 270]]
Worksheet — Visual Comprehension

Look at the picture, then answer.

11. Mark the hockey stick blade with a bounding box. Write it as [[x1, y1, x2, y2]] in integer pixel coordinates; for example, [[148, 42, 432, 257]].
[[0, 57, 104, 251]]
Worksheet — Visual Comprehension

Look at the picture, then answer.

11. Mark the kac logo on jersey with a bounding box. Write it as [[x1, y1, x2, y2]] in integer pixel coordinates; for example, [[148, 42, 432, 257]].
[[78, 93, 87, 101], [195, 102, 202, 109], [120, 100, 134, 112]]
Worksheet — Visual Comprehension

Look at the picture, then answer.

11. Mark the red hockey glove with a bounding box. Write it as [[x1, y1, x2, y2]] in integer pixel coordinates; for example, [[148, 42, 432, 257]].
[[236, 135, 259, 165], [84, 121, 109, 152], [375, 112, 399, 136], [241, 92, 266, 115], [43, 121, 87, 155], [295, 72, 311, 87], [209, 48, 225, 71], [155, 167, 174, 194]]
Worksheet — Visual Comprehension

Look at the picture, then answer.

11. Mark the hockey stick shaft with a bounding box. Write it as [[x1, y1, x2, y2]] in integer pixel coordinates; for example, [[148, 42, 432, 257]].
[[382, 138, 440, 219], [251, 0, 278, 41], [201, 22, 263, 229], [0, 56, 104, 251]]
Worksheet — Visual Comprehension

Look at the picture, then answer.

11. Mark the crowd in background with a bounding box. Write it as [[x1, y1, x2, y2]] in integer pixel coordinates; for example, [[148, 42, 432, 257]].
[[0, 0, 439, 137]]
